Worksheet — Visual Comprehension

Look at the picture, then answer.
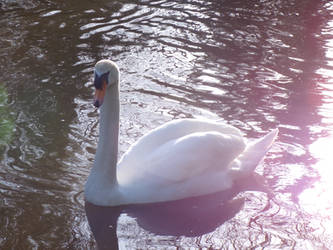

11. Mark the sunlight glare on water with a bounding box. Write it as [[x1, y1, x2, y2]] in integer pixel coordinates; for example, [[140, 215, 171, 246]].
[[299, 10, 333, 243]]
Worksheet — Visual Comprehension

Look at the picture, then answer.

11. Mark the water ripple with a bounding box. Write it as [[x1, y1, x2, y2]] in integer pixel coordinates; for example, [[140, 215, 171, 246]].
[[1, 0, 333, 249]]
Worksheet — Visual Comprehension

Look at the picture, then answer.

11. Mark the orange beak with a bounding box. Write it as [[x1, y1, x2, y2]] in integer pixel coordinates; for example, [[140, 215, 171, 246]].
[[94, 81, 107, 108]]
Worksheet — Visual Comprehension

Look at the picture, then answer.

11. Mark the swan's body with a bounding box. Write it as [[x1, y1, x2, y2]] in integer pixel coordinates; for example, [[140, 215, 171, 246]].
[[84, 59, 278, 206]]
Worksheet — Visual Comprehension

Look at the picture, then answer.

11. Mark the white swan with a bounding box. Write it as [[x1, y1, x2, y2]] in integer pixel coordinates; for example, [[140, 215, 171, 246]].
[[84, 59, 278, 206]]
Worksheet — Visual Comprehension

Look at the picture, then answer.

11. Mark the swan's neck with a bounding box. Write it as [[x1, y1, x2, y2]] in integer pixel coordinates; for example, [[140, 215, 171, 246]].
[[93, 84, 119, 186]]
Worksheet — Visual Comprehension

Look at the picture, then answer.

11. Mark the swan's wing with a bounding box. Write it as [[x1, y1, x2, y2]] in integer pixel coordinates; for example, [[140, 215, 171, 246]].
[[117, 130, 246, 186], [118, 118, 243, 169]]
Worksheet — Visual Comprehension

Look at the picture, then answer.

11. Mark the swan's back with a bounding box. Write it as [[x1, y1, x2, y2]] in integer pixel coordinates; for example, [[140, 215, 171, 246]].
[[117, 119, 246, 198], [118, 119, 244, 168]]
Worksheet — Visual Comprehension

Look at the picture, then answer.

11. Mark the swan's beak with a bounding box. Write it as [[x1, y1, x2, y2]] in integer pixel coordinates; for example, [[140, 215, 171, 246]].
[[94, 81, 107, 108]]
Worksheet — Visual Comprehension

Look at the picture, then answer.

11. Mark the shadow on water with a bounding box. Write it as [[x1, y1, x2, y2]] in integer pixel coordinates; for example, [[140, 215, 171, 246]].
[[85, 173, 270, 249]]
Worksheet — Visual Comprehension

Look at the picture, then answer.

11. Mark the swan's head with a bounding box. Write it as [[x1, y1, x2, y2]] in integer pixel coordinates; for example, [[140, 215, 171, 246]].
[[93, 59, 119, 108]]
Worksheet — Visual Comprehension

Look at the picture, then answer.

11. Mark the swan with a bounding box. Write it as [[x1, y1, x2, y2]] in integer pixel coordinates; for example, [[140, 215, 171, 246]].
[[84, 59, 278, 206]]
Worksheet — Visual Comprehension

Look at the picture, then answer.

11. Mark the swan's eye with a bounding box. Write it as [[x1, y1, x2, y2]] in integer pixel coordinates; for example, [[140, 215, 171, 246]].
[[94, 71, 109, 90]]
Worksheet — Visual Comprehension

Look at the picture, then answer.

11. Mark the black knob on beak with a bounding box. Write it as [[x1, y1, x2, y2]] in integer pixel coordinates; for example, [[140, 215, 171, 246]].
[[94, 99, 101, 108]]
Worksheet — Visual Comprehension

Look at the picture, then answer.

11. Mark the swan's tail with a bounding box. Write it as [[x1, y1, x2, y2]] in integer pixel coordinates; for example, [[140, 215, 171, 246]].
[[230, 129, 278, 178]]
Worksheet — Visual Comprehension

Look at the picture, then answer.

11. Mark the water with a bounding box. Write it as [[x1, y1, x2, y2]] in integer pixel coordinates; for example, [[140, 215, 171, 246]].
[[0, 0, 332, 248]]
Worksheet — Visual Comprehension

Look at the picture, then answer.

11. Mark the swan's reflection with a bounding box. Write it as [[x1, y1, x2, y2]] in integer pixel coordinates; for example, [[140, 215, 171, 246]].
[[85, 173, 270, 249]]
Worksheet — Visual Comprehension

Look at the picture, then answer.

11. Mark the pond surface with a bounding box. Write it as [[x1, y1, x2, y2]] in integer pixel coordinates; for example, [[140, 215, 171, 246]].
[[1, 0, 333, 249]]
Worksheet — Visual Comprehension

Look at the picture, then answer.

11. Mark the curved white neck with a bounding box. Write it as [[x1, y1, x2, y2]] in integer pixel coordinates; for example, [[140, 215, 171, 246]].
[[93, 84, 119, 186]]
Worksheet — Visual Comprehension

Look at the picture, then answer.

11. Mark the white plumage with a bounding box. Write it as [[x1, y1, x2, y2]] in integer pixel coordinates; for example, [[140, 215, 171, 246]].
[[84, 59, 278, 206]]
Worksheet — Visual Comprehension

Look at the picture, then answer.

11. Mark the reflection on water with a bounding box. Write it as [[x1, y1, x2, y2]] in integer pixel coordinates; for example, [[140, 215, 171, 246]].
[[298, 14, 333, 247], [85, 197, 245, 250], [1, 0, 333, 248], [0, 85, 14, 146], [86, 173, 268, 249]]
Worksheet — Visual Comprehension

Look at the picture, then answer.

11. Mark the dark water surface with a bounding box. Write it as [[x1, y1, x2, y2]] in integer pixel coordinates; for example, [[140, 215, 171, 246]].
[[1, 0, 333, 249]]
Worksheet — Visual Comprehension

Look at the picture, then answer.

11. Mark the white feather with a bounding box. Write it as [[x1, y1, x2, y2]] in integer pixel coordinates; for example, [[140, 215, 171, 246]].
[[84, 60, 278, 206]]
